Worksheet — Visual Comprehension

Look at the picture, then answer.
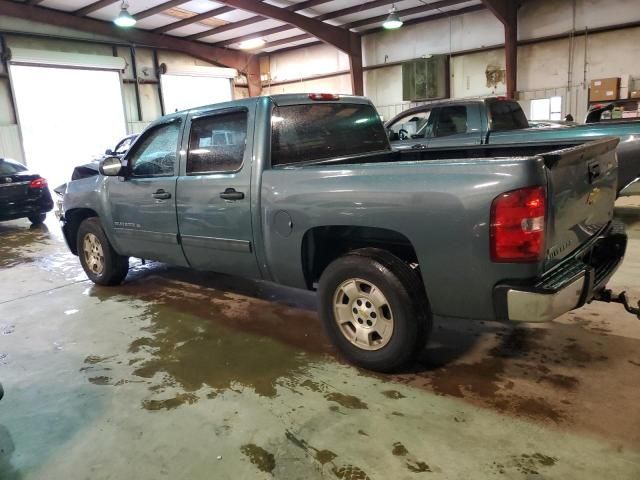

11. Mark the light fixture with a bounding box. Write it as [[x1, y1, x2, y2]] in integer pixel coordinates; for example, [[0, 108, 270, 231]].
[[238, 38, 266, 50], [114, 1, 136, 28], [382, 5, 403, 30]]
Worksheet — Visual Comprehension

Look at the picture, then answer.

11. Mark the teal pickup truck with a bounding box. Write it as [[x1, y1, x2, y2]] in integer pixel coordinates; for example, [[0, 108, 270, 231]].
[[386, 97, 640, 195], [61, 94, 634, 372]]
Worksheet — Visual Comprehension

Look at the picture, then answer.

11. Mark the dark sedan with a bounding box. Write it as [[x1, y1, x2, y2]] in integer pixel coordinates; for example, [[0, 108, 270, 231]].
[[0, 158, 53, 225]]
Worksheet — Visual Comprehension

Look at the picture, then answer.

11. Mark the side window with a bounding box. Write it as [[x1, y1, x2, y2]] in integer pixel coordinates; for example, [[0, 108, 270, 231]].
[[490, 101, 529, 131], [129, 122, 180, 177], [387, 110, 431, 140], [187, 110, 247, 174], [434, 106, 468, 137]]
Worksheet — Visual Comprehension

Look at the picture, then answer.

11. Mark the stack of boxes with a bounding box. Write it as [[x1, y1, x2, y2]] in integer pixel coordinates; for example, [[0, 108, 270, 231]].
[[589, 77, 640, 120]]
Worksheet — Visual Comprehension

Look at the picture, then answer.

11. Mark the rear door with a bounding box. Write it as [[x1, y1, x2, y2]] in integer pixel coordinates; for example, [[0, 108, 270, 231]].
[[427, 104, 484, 147], [107, 118, 186, 265], [176, 105, 260, 278]]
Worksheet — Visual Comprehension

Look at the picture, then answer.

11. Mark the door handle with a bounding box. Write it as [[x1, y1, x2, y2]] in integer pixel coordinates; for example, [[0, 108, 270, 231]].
[[152, 189, 172, 200], [220, 188, 245, 200]]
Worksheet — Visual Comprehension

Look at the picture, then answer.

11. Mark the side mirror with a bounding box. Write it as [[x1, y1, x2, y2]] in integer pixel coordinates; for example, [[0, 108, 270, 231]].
[[105, 148, 113, 155], [99, 156, 124, 176]]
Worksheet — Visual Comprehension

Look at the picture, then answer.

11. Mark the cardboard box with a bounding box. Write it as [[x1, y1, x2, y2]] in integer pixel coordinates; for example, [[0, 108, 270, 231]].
[[590, 77, 620, 102]]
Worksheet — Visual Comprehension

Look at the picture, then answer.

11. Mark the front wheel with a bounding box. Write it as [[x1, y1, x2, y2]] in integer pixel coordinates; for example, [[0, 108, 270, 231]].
[[77, 217, 129, 286], [318, 248, 431, 372], [28, 213, 46, 225]]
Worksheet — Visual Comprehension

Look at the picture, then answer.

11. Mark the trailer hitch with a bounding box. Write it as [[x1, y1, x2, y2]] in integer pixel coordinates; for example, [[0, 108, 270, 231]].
[[593, 289, 640, 319]]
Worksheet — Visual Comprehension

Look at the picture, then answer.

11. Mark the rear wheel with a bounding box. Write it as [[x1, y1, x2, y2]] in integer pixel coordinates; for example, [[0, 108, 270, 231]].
[[77, 217, 129, 286], [28, 213, 46, 225], [318, 248, 431, 372]]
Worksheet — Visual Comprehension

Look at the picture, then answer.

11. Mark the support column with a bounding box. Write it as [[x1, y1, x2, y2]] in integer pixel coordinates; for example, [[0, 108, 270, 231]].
[[349, 33, 363, 96], [245, 56, 262, 97], [505, 20, 517, 99]]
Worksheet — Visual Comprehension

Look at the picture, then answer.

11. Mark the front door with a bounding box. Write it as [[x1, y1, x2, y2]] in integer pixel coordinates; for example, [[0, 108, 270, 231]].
[[427, 104, 483, 148], [176, 105, 260, 278], [107, 118, 187, 266]]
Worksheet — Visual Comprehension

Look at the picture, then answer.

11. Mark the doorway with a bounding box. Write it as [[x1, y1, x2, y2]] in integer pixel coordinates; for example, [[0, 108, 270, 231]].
[[10, 65, 127, 188]]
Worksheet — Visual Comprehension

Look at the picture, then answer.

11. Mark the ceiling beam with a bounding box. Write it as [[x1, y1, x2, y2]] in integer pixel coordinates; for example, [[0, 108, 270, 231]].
[[212, 0, 356, 54], [0, 0, 253, 72], [480, 0, 519, 26], [133, 0, 191, 21], [153, 6, 234, 34], [263, 33, 313, 50], [186, 15, 268, 41], [345, 0, 472, 29], [74, 0, 119, 17], [215, 0, 397, 47], [26, 0, 46, 5]]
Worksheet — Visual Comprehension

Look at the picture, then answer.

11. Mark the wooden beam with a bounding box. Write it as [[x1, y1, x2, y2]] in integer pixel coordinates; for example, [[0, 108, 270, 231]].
[[153, 6, 233, 34], [0, 0, 253, 73], [345, 0, 471, 29], [133, 0, 190, 20], [74, 0, 119, 17]]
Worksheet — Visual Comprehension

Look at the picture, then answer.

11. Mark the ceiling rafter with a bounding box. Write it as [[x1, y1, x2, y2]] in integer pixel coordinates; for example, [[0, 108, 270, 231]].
[[133, 0, 191, 21], [153, 6, 234, 34], [344, 0, 473, 29], [0, 0, 252, 71], [216, 0, 471, 48], [73, 0, 119, 17], [184, 0, 335, 41], [186, 14, 268, 40], [211, 0, 356, 54]]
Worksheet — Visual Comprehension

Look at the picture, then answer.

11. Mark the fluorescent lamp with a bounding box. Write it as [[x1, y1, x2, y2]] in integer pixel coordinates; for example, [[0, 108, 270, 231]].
[[114, 2, 136, 28], [238, 38, 266, 50], [383, 5, 403, 30]]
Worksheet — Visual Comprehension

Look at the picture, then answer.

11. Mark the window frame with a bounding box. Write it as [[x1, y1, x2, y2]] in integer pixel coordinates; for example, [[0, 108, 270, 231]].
[[185, 107, 249, 176], [125, 118, 182, 178]]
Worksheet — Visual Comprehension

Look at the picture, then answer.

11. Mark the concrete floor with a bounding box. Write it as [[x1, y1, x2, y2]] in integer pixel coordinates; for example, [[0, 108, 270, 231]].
[[1, 205, 640, 479]]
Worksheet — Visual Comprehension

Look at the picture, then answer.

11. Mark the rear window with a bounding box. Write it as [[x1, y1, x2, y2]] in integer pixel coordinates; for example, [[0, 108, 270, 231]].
[[271, 103, 389, 166], [489, 100, 529, 131], [0, 159, 26, 175]]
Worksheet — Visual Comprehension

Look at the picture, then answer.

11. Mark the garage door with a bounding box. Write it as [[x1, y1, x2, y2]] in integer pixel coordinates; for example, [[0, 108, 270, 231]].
[[160, 65, 236, 114], [9, 48, 127, 188]]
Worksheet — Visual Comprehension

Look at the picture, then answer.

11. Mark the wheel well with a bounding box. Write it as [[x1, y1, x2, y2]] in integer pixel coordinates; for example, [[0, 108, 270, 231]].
[[301, 226, 419, 289], [64, 208, 98, 255]]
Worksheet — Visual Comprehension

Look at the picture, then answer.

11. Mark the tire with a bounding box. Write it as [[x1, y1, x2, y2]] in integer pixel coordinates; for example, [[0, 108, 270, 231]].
[[77, 217, 129, 286], [318, 248, 432, 372], [28, 213, 46, 225]]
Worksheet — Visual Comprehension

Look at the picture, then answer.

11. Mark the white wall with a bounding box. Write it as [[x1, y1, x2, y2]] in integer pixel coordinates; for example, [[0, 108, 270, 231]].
[[265, 0, 640, 122]]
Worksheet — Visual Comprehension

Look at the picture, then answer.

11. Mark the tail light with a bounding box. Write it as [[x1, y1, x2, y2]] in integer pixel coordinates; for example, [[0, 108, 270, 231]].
[[308, 93, 339, 101], [29, 177, 48, 189], [490, 186, 546, 262]]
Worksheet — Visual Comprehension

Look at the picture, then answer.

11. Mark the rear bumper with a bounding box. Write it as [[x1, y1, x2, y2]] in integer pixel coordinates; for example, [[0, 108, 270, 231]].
[[494, 220, 627, 322], [0, 193, 53, 222]]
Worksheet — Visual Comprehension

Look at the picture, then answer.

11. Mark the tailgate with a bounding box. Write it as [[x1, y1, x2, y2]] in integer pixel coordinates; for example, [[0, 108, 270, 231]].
[[541, 137, 619, 270]]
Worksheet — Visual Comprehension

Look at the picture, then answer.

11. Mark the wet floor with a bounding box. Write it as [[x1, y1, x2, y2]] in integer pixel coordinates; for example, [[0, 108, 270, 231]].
[[1, 211, 640, 479]]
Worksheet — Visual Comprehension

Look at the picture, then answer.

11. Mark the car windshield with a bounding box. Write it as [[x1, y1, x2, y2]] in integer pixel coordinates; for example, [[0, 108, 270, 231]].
[[0, 159, 27, 175]]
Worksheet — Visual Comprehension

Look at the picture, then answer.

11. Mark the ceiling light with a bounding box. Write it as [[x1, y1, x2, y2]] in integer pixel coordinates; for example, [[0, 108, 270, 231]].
[[238, 38, 266, 50], [114, 2, 136, 28], [383, 5, 403, 30]]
